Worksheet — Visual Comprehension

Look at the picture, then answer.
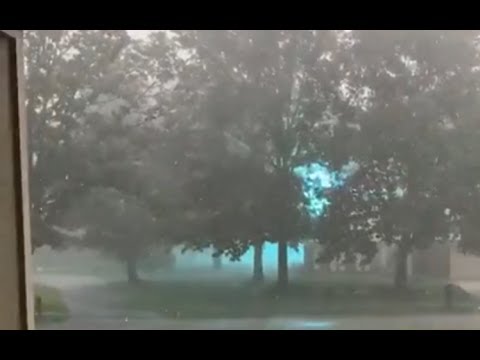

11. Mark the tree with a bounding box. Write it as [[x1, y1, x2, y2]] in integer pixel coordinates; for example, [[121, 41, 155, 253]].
[[64, 187, 158, 283], [24, 30, 132, 250], [25, 30, 185, 266], [170, 30, 360, 288], [316, 30, 480, 288], [438, 63, 480, 258]]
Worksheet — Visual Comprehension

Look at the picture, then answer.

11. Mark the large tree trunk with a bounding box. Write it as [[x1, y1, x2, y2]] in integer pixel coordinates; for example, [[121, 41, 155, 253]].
[[277, 239, 289, 289], [253, 242, 264, 282], [213, 256, 222, 270], [303, 243, 315, 273], [126, 257, 140, 284], [394, 245, 408, 290]]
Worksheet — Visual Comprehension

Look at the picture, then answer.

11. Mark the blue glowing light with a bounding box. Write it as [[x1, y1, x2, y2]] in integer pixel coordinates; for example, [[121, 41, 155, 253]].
[[293, 161, 359, 219], [293, 162, 344, 218], [173, 243, 304, 270], [286, 320, 335, 330], [239, 242, 304, 268], [172, 161, 357, 271]]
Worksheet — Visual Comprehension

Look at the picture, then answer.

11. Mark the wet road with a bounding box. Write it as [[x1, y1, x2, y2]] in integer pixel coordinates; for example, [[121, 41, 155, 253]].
[[39, 314, 480, 330]]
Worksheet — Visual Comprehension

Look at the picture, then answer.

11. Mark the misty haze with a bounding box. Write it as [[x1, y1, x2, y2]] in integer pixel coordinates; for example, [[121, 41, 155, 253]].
[[28, 30, 480, 330]]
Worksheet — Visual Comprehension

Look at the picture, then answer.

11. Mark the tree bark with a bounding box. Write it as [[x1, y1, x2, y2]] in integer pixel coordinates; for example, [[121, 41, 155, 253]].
[[126, 257, 140, 284], [394, 244, 408, 290], [304, 243, 315, 272], [277, 239, 289, 289], [253, 241, 264, 282]]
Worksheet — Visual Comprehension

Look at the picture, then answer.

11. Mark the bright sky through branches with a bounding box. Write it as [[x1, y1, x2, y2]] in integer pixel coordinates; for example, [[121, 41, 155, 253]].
[[127, 30, 154, 40]]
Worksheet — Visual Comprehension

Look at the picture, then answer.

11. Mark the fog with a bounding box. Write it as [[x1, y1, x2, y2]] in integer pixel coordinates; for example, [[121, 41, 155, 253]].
[[28, 30, 480, 330]]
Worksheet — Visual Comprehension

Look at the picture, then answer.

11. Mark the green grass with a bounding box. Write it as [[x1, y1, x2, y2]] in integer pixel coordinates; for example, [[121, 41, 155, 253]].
[[34, 285, 69, 324], [31, 247, 480, 320], [106, 276, 480, 319]]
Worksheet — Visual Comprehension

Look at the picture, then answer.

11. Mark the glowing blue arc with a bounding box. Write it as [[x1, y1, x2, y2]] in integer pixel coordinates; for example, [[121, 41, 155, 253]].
[[293, 162, 346, 218]]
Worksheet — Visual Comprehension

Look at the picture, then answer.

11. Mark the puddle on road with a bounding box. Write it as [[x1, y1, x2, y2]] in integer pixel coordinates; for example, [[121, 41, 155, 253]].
[[270, 319, 336, 330]]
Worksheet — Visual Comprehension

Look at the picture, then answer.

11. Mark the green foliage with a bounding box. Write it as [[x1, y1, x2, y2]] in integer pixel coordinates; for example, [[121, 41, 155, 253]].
[[25, 30, 480, 289], [313, 31, 480, 286], [34, 284, 69, 323]]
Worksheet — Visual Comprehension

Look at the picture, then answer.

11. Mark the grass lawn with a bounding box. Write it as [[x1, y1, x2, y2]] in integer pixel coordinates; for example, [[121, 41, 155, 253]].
[[34, 284, 69, 324], [106, 273, 480, 319]]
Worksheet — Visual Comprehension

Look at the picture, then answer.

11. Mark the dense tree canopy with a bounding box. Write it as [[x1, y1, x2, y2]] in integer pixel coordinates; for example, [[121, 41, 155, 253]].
[[26, 30, 480, 289]]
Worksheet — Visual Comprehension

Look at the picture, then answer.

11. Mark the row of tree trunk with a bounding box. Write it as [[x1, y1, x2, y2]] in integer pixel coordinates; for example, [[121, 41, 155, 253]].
[[125, 245, 268, 284], [125, 242, 410, 290]]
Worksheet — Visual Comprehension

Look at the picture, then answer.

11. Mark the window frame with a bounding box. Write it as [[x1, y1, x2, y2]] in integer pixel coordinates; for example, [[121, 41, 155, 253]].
[[0, 30, 34, 330]]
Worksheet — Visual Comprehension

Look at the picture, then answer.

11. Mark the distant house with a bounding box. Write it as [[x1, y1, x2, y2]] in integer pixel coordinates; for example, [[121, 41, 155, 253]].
[[303, 241, 480, 282], [413, 243, 480, 281]]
